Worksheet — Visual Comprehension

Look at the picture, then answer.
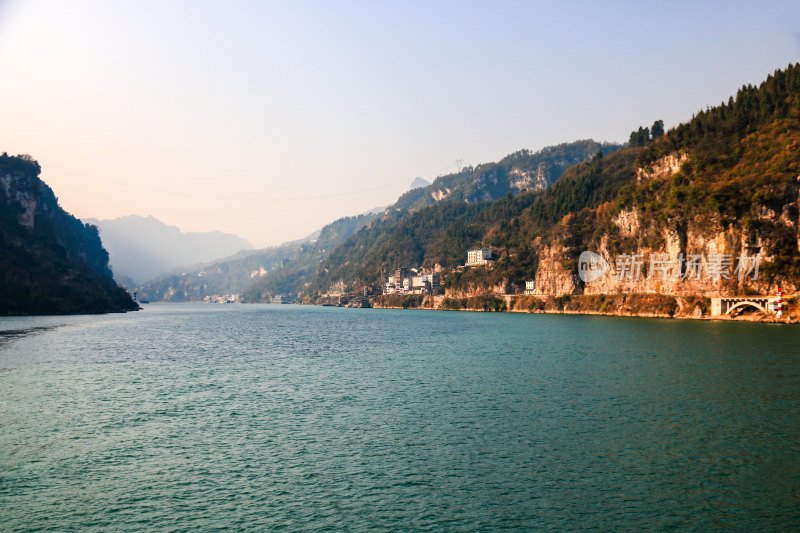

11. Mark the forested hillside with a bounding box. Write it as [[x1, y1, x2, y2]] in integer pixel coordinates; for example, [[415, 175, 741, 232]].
[[393, 139, 620, 211], [136, 244, 304, 302], [485, 63, 800, 295], [139, 212, 379, 302], [309, 64, 800, 301], [309, 140, 620, 294], [0, 154, 138, 315], [140, 141, 616, 303], [240, 212, 380, 302]]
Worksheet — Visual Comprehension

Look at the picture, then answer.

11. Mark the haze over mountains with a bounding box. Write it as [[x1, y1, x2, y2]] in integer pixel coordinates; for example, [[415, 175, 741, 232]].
[[3, 63, 800, 319], [139, 213, 379, 302], [135, 65, 800, 311], [312, 64, 800, 313], [84, 215, 254, 285], [136, 141, 616, 302]]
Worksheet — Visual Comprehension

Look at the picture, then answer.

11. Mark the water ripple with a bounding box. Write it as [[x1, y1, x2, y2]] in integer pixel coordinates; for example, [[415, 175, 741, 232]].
[[0, 304, 798, 531]]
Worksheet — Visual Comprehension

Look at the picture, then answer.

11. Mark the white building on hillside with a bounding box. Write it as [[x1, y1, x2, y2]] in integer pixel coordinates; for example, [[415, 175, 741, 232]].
[[466, 247, 493, 267], [412, 273, 441, 292], [524, 280, 535, 295]]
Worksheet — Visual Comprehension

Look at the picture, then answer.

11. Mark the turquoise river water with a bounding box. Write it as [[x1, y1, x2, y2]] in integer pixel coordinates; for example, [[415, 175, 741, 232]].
[[1, 303, 798, 531]]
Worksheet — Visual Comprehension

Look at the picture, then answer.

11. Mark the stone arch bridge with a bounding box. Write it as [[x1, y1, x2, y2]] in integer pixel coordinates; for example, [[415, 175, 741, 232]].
[[711, 296, 779, 317]]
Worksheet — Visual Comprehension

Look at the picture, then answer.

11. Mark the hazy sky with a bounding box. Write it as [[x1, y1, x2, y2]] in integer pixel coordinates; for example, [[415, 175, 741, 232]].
[[1, 1, 798, 247]]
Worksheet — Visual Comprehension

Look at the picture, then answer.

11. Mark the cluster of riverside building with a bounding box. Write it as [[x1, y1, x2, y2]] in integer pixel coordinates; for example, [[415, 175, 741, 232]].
[[383, 268, 443, 295], [383, 247, 537, 296]]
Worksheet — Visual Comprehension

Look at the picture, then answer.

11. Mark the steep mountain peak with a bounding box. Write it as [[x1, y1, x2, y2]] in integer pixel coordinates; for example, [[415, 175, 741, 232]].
[[410, 177, 430, 190]]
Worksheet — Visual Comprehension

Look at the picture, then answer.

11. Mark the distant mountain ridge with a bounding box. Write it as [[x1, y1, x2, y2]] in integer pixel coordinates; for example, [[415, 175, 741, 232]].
[[304, 64, 800, 311], [409, 177, 430, 190], [241, 212, 380, 302], [138, 212, 379, 302], [84, 215, 254, 285], [303, 139, 621, 295], [393, 140, 621, 212], [135, 243, 304, 302], [0, 154, 137, 315], [138, 141, 620, 303]]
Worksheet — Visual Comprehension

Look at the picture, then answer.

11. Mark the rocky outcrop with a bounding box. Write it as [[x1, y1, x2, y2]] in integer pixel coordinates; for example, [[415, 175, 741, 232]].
[[636, 151, 689, 181], [530, 240, 581, 296], [446, 280, 510, 298], [0, 153, 138, 315], [519, 152, 799, 299], [431, 188, 451, 201], [509, 163, 551, 193], [439, 148, 797, 315], [1, 172, 38, 230]]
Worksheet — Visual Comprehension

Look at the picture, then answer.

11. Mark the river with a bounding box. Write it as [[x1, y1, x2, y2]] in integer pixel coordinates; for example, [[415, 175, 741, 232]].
[[1, 304, 798, 530]]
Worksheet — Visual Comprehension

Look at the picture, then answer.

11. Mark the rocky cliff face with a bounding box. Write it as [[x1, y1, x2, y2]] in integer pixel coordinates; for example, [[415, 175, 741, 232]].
[[508, 163, 552, 193], [530, 240, 582, 296], [315, 65, 800, 319], [636, 152, 689, 182], [0, 153, 137, 315], [0, 157, 111, 276], [439, 142, 799, 307], [1, 173, 38, 230], [501, 151, 800, 299]]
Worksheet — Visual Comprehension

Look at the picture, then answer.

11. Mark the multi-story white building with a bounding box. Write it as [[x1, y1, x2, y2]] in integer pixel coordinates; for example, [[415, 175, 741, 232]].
[[524, 280, 535, 295], [466, 247, 493, 267], [411, 273, 441, 292]]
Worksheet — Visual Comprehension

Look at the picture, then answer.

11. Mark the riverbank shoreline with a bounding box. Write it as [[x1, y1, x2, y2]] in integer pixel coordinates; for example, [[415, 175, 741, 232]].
[[373, 305, 797, 323], [372, 293, 798, 324]]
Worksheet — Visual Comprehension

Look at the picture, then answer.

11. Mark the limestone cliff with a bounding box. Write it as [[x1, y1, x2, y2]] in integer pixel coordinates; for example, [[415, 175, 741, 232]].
[[524, 150, 799, 299], [0, 153, 137, 315], [313, 64, 800, 323]]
